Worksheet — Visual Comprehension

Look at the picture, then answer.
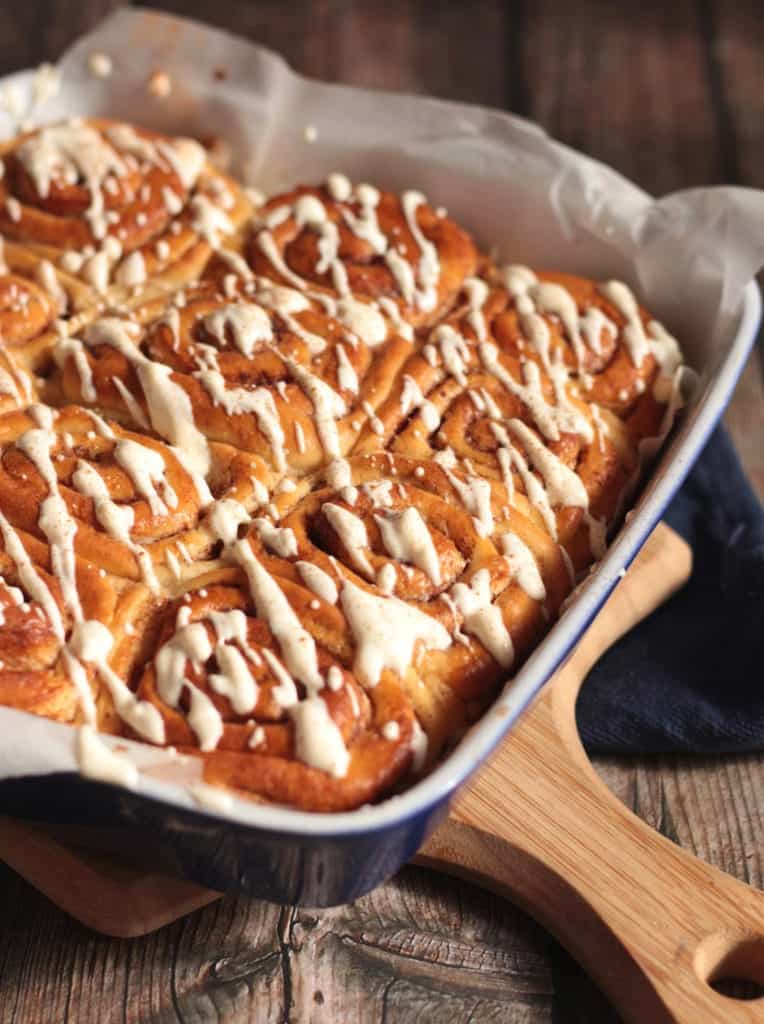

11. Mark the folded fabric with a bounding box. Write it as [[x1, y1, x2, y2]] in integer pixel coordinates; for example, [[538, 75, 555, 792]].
[[577, 427, 764, 755]]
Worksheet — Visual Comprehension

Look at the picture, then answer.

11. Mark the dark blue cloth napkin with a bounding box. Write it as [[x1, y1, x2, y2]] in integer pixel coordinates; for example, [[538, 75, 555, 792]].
[[577, 427, 764, 755]]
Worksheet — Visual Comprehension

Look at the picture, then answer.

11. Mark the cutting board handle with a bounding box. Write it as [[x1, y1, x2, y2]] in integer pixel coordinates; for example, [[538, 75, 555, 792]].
[[420, 524, 764, 1023]]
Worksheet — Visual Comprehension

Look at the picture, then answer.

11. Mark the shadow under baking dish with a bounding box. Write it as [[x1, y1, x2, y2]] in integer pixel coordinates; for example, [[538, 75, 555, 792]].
[[0, 279, 759, 907]]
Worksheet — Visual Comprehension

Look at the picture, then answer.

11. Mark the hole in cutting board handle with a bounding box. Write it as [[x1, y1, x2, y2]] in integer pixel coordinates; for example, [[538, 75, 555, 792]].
[[695, 934, 764, 1003]]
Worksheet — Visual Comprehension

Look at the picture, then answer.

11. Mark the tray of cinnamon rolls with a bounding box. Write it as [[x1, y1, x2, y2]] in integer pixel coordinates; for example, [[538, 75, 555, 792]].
[[0, 15, 759, 904]]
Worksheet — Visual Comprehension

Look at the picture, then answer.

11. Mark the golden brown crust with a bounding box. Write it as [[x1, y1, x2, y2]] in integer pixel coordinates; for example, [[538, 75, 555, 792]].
[[0, 135, 685, 812], [244, 183, 478, 328], [0, 118, 252, 314], [48, 278, 415, 475], [133, 572, 417, 812], [0, 524, 149, 727], [0, 404, 272, 586]]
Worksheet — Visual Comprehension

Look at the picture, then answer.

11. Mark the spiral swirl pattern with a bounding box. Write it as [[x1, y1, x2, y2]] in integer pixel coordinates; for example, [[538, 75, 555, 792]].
[[246, 180, 478, 329], [0, 118, 251, 307], [0, 135, 686, 811]]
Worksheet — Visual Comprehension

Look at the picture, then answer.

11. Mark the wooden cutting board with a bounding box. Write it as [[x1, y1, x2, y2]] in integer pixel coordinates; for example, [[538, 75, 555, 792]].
[[1, 523, 763, 1023]]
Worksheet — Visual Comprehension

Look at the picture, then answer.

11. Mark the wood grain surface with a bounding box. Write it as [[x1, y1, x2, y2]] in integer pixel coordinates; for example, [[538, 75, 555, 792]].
[[0, 2, 762, 1022]]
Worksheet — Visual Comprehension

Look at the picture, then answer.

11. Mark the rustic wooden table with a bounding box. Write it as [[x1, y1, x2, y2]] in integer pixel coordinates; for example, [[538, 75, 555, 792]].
[[0, 2, 762, 1021]]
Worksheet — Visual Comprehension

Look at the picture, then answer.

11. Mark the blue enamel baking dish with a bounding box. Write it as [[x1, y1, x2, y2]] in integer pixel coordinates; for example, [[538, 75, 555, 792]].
[[0, 10, 762, 906], [0, 274, 758, 906]]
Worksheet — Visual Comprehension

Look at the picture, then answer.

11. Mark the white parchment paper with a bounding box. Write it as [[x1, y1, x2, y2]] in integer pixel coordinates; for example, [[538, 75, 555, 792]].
[[0, 7, 761, 812]]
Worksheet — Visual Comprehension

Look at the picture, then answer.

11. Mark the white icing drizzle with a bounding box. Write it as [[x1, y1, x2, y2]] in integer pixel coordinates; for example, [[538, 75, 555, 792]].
[[340, 577, 451, 687], [326, 173, 352, 201], [248, 724, 265, 749], [646, 320, 683, 379], [374, 507, 442, 586], [579, 307, 616, 355], [340, 183, 387, 253], [279, 355, 346, 459], [194, 347, 287, 471], [499, 532, 546, 601], [76, 725, 138, 789], [207, 616, 259, 715], [254, 518, 297, 558], [490, 421, 556, 537], [153, 136, 206, 190], [294, 422, 306, 454], [507, 419, 589, 510], [261, 647, 299, 707], [154, 619, 224, 750], [17, 123, 126, 239], [16, 414, 82, 620], [376, 562, 397, 594], [479, 341, 593, 443], [71, 459, 159, 592], [202, 302, 273, 357], [36, 259, 66, 308], [322, 503, 374, 578], [362, 480, 394, 509], [252, 279, 328, 354], [443, 468, 494, 538], [463, 277, 490, 341], [114, 438, 179, 517], [335, 344, 359, 394], [296, 561, 338, 604], [70, 619, 165, 742], [208, 497, 250, 547], [53, 338, 96, 403], [590, 404, 609, 453], [77, 319, 212, 489], [115, 251, 146, 288], [256, 178, 443, 315], [335, 297, 387, 347], [257, 231, 308, 290], [326, 665, 344, 691], [0, 509, 63, 640], [377, 296, 414, 341], [449, 569, 514, 669], [290, 696, 350, 778], [112, 377, 152, 431], [430, 324, 471, 386], [399, 190, 439, 311], [399, 374, 441, 433], [233, 539, 323, 692], [190, 195, 234, 248], [532, 281, 588, 373], [599, 281, 649, 367]]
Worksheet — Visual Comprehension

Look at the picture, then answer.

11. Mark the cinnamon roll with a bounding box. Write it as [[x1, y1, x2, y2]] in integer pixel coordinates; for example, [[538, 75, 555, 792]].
[[239, 450, 571, 763], [0, 239, 102, 372], [353, 268, 683, 569], [0, 518, 151, 731], [0, 119, 251, 308], [243, 176, 478, 329], [47, 279, 414, 474], [131, 567, 419, 811], [0, 404, 271, 590], [0, 340, 35, 414]]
